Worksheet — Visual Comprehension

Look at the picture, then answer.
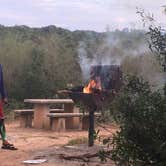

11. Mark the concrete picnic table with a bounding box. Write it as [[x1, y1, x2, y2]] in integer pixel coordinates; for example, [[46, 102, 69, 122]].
[[24, 99, 74, 129]]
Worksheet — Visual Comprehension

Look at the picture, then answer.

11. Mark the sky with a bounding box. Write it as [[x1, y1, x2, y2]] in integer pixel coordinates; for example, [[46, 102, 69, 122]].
[[0, 0, 165, 32]]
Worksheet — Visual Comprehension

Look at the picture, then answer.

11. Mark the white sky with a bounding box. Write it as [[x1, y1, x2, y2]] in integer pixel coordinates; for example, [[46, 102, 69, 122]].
[[0, 0, 165, 32]]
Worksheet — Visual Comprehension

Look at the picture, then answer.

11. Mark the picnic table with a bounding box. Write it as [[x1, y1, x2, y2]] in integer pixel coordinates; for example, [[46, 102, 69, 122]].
[[24, 99, 74, 129]]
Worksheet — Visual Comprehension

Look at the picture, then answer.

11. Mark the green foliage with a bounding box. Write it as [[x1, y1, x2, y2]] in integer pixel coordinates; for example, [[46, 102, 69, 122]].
[[93, 129, 100, 140], [103, 10, 166, 165], [110, 75, 166, 165], [136, 8, 166, 91], [0, 25, 83, 102], [147, 27, 166, 72], [146, 27, 166, 94], [19, 48, 48, 99], [0, 25, 159, 106], [98, 150, 110, 162]]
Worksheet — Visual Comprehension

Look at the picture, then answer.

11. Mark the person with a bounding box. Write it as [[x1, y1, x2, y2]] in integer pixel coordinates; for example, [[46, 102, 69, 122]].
[[0, 64, 17, 150]]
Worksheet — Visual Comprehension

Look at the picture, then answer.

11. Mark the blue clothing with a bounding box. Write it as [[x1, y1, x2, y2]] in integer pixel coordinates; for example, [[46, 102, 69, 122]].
[[0, 64, 7, 99]]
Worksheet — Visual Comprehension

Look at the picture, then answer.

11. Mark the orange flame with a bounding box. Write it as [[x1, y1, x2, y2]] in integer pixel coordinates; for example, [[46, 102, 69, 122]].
[[83, 77, 102, 94]]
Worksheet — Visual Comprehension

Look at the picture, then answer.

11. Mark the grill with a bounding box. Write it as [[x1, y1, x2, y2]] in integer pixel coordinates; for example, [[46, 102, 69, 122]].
[[58, 65, 122, 146]]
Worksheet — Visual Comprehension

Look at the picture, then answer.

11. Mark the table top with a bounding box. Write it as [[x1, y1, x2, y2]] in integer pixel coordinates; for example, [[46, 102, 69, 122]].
[[24, 99, 74, 104]]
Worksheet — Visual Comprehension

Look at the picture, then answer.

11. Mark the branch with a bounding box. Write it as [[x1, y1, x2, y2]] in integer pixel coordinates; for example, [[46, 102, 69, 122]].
[[59, 152, 99, 162]]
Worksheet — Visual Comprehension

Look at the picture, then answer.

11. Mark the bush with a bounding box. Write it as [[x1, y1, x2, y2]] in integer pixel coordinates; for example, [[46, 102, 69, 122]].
[[103, 75, 166, 165]]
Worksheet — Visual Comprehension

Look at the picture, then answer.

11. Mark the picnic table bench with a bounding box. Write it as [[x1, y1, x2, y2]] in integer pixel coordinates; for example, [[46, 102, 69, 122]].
[[23, 99, 74, 129], [14, 109, 34, 128], [14, 108, 64, 128], [47, 112, 101, 132]]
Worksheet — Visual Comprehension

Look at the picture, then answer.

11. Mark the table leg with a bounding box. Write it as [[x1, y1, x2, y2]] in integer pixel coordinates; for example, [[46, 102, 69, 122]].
[[50, 117, 66, 132], [20, 113, 33, 128], [64, 103, 75, 129], [33, 104, 50, 129]]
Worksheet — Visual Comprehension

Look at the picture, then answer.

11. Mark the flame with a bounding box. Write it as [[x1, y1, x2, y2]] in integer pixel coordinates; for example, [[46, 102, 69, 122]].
[[83, 77, 102, 94]]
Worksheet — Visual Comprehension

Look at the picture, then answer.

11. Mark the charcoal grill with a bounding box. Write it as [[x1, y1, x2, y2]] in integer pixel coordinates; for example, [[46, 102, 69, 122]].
[[58, 65, 122, 146], [59, 90, 111, 146]]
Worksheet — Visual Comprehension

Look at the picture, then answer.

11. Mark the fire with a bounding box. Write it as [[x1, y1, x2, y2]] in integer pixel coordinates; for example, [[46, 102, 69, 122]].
[[83, 76, 102, 94]]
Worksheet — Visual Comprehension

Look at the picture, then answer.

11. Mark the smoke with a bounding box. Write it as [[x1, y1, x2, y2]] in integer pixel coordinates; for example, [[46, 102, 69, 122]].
[[122, 54, 165, 89], [77, 30, 165, 89], [77, 32, 123, 80], [77, 41, 91, 80]]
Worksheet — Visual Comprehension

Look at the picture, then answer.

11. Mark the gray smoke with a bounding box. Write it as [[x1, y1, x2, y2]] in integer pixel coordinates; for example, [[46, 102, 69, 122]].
[[77, 30, 165, 89], [77, 32, 123, 80]]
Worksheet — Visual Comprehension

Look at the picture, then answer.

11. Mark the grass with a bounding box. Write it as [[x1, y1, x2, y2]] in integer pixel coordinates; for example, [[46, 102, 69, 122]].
[[67, 137, 88, 145]]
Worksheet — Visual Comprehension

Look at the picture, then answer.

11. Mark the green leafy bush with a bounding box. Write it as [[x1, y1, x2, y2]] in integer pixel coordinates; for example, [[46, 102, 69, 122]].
[[109, 75, 166, 165]]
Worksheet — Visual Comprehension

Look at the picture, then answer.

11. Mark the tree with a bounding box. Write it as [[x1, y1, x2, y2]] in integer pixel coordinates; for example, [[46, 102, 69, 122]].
[[136, 7, 166, 93], [98, 7, 166, 165], [19, 48, 48, 99], [110, 76, 166, 165]]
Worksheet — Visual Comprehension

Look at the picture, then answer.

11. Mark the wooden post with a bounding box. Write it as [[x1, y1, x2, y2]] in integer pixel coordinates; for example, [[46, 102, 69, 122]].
[[34, 104, 50, 129], [20, 113, 33, 128], [64, 103, 75, 129], [50, 117, 66, 132], [88, 110, 94, 147]]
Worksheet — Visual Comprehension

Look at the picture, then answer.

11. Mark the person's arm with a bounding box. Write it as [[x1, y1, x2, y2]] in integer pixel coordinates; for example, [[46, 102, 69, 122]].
[[0, 65, 8, 104]]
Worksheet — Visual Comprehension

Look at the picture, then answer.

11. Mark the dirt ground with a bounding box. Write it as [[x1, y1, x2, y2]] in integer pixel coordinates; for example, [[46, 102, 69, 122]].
[[0, 121, 117, 166]]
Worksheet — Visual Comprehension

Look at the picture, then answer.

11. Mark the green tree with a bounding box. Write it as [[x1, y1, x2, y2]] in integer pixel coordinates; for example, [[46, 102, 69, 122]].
[[100, 76, 166, 165], [19, 48, 48, 99], [137, 8, 166, 94]]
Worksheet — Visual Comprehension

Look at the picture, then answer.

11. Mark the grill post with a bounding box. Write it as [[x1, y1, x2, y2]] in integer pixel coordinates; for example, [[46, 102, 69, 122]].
[[88, 104, 97, 147], [88, 110, 94, 147]]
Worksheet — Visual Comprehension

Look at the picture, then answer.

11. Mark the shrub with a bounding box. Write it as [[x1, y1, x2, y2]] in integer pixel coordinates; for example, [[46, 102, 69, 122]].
[[102, 75, 166, 165]]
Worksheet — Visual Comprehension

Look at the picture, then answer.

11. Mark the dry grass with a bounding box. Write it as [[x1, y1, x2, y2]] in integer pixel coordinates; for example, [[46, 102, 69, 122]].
[[67, 137, 88, 145]]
